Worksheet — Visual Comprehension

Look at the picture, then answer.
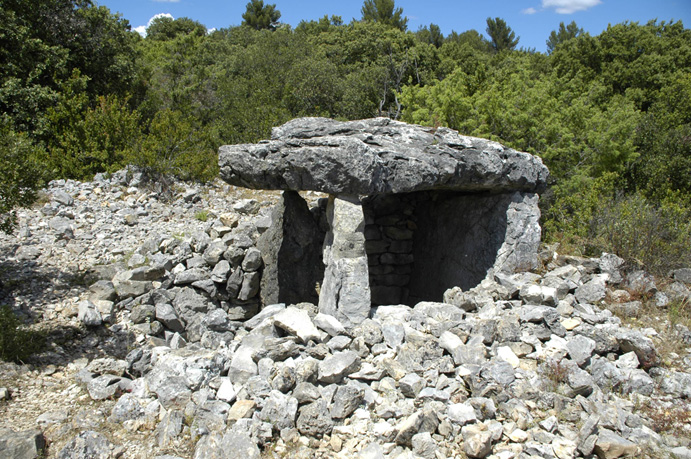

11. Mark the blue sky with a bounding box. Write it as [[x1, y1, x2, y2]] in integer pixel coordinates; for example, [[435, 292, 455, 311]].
[[98, 0, 691, 52]]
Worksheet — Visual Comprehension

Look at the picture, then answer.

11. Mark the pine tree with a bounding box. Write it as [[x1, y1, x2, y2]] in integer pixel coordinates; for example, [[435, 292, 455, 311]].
[[242, 0, 281, 31], [546, 21, 584, 54], [485, 17, 519, 53], [361, 0, 408, 31]]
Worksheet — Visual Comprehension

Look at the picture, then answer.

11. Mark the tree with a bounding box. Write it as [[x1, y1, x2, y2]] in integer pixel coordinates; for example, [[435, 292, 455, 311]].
[[296, 15, 343, 35], [241, 0, 281, 31], [361, 0, 408, 31], [485, 17, 519, 53], [0, 0, 139, 137], [547, 21, 584, 54], [416, 23, 444, 48], [146, 16, 207, 40]]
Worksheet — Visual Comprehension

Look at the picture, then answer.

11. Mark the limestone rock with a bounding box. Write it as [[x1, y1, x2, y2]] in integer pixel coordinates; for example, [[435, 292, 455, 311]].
[[0, 429, 46, 459], [219, 117, 548, 195], [273, 306, 321, 343], [593, 428, 638, 459], [297, 399, 334, 438], [318, 195, 371, 327], [461, 423, 493, 458], [57, 431, 117, 459], [318, 351, 361, 384]]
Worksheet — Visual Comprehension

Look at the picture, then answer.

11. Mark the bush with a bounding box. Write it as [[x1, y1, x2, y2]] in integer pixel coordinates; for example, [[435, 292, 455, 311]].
[[0, 305, 44, 363], [126, 109, 218, 188], [41, 73, 142, 180], [0, 121, 45, 233], [544, 175, 691, 275], [590, 192, 691, 275]]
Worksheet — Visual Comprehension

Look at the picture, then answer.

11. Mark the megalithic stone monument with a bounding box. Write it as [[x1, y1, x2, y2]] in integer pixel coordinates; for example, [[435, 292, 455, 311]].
[[219, 117, 549, 327]]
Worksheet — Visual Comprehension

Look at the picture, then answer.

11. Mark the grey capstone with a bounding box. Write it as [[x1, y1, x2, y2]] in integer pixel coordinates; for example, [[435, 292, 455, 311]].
[[219, 117, 548, 195]]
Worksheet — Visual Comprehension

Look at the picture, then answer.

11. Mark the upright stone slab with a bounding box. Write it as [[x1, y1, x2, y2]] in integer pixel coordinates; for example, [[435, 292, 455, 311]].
[[319, 195, 371, 327], [257, 190, 324, 306]]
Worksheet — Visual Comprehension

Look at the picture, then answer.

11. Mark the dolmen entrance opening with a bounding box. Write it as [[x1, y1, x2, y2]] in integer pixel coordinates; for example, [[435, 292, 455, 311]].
[[219, 117, 549, 327]]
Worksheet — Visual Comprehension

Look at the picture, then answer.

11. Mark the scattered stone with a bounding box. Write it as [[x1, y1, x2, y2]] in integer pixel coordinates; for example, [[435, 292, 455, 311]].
[[57, 431, 117, 459], [1, 162, 689, 459], [318, 351, 361, 384], [462, 423, 493, 458], [593, 428, 638, 459], [273, 306, 321, 343], [0, 429, 46, 459]]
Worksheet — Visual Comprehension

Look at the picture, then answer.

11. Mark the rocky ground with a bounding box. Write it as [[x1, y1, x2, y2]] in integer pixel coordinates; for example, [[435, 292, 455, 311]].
[[0, 169, 690, 459]]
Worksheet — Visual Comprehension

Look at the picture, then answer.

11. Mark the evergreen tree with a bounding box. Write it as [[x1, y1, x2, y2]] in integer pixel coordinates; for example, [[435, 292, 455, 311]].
[[416, 23, 444, 48], [361, 0, 408, 31], [546, 21, 584, 54], [485, 17, 519, 52], [241, 0, 281, 30]]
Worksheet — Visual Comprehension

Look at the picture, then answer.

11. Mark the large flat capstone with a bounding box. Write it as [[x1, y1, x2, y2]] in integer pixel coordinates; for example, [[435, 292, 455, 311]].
[[219, 117, 549, 195]]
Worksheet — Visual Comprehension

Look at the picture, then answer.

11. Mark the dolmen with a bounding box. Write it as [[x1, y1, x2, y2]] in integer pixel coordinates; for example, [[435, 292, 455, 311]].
[[219, 117, 549, 327]]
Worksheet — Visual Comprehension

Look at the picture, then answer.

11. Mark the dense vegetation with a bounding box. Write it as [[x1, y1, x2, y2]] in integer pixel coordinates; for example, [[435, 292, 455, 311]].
[[1, 0, 690, 273]]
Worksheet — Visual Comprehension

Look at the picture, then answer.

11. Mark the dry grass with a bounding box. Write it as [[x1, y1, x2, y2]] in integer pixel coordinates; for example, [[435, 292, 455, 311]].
[[539, 357, 572, 393], [637, 400, 691, 437]]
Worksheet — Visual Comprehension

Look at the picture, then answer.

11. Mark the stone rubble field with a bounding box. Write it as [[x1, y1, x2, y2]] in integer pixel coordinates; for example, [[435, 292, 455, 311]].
[[0, 169, 690, 459]]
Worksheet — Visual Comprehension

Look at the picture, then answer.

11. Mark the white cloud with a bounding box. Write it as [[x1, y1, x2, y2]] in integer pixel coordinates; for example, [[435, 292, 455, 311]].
[[542, 0, 601, 14], [134, 13, 175, 37], [522, 7, 538, 14]]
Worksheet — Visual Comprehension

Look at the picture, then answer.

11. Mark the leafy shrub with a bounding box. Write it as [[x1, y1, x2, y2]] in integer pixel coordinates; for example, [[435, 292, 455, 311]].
[[0, 121, 45, 233], [542, 172, 618, 253], [0, 305, 45, 363], [40, 72, 142, 180], [590, 192, 691, 275], [125, 109, 218, 187], [544, 173, 691, 275]]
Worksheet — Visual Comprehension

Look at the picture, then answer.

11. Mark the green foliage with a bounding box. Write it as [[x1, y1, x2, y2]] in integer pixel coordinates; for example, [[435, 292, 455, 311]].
[[0, 0, 139, 136], [242, 0, 281, 31], [40, 71, 141, 180], [589, 192, 691, 275], [546, 21, 584, 54], [416, 24, 444, 48], [0, 305, 45, 362], [296, 15, 343, 35], [545, 175, 691, 275], [542, 173, 618, 248], [195, 210, 209, 222], [0, 121, 45, 233], [361, 0, 408, 31], [485, 17, 519, 53], [126, 109, 218, 184], [146, 16, 207, 40]]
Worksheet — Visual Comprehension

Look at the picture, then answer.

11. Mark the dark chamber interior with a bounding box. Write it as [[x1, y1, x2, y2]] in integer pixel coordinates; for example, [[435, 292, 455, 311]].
[[264, 190, 511, 307], [362, 191, 510, 306]]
